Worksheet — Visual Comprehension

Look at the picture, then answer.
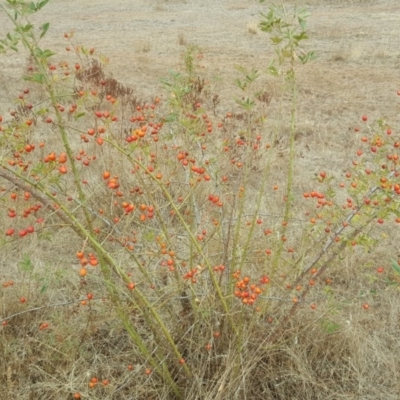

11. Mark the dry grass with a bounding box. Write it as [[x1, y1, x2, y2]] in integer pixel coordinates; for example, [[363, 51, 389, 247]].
[[134, 39, 152, 53], [177, 33, 187, 46], [247, 21, 258, 35], [154, 3, 166, 12], [2, 262, 399, 399]]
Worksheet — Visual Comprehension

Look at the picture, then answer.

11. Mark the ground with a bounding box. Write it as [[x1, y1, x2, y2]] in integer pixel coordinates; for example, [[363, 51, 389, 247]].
[[1, 1, 400, 399]]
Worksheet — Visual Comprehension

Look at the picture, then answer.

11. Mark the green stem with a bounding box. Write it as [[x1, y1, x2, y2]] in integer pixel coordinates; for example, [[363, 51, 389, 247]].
[[0, 167, 185, 394], [106, 139, 236, 333], [271, 71, 297, 274]]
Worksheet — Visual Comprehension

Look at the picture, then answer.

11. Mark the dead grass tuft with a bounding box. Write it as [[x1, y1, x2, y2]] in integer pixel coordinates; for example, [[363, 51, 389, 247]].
[[134, 39, 151, 54], [178, 33, 187, 46], [247, 22, 258, 35]]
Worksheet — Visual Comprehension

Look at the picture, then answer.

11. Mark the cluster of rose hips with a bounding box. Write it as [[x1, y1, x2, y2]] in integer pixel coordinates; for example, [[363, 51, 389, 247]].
[[183, 268, 199, 282], [76, 251, 98, 277], [233, 270, 269, 306], [302, 190, 333, 208], [4, 190, 43, 237], [208, 194, 223, 207]]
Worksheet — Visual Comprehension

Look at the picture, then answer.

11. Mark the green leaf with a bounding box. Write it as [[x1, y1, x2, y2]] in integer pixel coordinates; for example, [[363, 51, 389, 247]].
[[266, 65, 279, 76], [235, 97, 255, 112], [31, 161, 47, 176], [42, 49, 55, 58], [38, 231, 53, 242], [389, 208, 400, 218], [299, 51, 316, 64], [293, 31, 308, 42], [321, 319, 340, 334], [23, 73, 45, 84], [38, 0, 50, 10], [270, 36, 283, 45], [39, 278, 49, 294], [245, 68, 259, 84], [16, 23, 34, 33], [163, 112, 178, 123], [391, 259, 400, 275], [34, 48, 55, 59], [40, 22, 50, 39], [235, 79, 246, 91], [74, 112, 86, 120], [36, 107, 49, 116], [234, 65, 247, 74], [28, 2, 37, 12], [298, 18, 307, 31], [298, 9, 311, 20], [19, 254, 34, 273], [143, 230, 155, 242]]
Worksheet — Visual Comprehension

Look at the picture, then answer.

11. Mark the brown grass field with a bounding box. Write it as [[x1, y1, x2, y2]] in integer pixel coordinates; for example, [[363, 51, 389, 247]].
[[1, 0, 400, 399]]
